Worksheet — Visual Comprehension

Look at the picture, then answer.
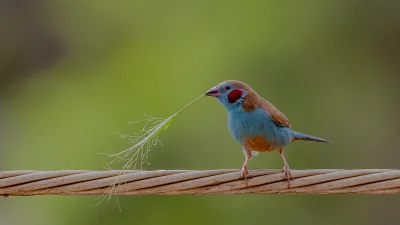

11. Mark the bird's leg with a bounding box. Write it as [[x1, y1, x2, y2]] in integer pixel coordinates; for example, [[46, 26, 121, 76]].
[[279, 148, 293, 181], [241, 147, 252, 180]]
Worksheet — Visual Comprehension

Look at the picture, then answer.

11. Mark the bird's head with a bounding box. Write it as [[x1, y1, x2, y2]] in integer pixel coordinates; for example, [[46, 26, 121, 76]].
[[205, 80, 254, 111]]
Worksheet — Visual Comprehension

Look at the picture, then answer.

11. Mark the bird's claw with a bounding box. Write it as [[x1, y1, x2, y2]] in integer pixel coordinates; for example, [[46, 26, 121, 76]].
[[282, 164, 293, 181], [240, 166, 249, 180]]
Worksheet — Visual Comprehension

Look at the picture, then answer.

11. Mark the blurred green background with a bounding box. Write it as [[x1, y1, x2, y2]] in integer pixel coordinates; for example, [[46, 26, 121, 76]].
[[0, 1, 399, 225]]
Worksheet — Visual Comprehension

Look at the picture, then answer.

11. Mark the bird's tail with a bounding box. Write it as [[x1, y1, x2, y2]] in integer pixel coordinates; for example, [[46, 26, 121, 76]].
[[292, 131, 333, 143]]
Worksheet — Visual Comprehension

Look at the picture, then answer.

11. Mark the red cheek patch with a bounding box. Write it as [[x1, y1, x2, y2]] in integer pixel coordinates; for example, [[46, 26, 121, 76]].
[[228, 89, 243, 103]]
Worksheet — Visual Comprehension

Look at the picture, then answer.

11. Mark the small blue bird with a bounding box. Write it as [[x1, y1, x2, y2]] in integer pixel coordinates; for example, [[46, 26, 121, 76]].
[[205, 80, 331, 180]]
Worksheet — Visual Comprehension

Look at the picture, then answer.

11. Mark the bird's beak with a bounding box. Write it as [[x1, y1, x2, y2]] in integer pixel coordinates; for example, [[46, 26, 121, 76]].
[[205, 86, 221, 97]]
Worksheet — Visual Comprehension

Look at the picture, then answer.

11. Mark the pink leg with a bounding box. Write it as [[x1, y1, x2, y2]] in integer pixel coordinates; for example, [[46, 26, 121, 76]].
[[279, 148, 293, 181], [241, 148, 252, 179]]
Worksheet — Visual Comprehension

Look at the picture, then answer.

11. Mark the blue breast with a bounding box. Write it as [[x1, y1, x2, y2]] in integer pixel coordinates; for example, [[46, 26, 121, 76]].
[[228, 107, 293, 150]]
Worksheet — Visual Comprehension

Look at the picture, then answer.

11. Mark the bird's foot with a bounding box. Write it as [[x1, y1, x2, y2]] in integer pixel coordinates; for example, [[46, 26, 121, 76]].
[[282, 164, 293, 181], [240, 166, 249, 180]]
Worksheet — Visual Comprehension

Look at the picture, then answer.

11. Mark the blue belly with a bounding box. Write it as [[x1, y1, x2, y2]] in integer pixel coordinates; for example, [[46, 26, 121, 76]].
[[228, 107, 293, 150]]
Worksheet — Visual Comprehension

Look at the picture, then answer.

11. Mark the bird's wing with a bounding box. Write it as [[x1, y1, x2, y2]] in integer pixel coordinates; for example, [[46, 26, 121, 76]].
[[261, 99, 291, 127], [242, 92, 291, 127]]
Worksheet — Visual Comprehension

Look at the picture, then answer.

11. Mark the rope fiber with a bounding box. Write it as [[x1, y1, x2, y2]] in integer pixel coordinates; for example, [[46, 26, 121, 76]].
[[1, 169, 399, 196]]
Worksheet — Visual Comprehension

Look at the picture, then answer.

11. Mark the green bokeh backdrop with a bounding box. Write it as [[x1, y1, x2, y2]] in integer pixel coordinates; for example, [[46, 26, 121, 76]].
[[0, 1, 399, 225]]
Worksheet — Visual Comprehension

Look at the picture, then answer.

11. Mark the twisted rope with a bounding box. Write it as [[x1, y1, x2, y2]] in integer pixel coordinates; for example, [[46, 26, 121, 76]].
[[1, 169, 399, 196]]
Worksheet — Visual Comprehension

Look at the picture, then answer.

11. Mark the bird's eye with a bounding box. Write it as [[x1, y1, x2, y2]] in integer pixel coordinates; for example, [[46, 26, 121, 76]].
[[225, 86, 231, 91]]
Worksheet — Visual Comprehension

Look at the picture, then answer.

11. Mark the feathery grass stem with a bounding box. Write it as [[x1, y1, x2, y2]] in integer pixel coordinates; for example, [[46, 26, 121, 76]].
[[107, 94, 205, 170]]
